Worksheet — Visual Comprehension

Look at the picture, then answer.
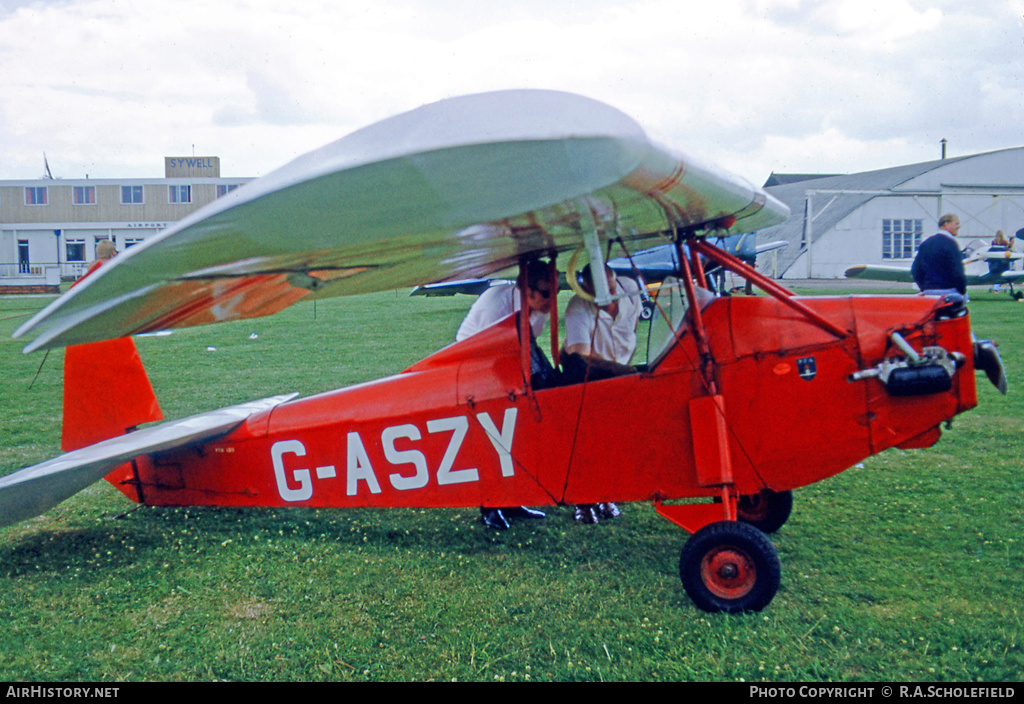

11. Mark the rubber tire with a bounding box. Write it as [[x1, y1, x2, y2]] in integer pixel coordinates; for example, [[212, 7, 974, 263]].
[[736, 489, 793, 534], [680, 521, 781, 613]]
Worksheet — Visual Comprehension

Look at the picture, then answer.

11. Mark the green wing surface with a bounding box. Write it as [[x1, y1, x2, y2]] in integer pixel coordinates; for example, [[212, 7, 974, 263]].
[[15, 89, 788, 352]]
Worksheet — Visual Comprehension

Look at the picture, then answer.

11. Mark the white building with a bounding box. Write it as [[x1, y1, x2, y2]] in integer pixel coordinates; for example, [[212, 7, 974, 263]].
[[760, 146, 1024, 279], [5, 147, 1023, 288], [0, 157, 250, 292]]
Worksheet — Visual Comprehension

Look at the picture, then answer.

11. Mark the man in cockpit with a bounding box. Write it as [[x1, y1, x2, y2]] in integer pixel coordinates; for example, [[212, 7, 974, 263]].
[[455, 258, 553, 531], [456, 259, 552, 341], [561, 263, 643, 524], [561, 263, 642, 384]]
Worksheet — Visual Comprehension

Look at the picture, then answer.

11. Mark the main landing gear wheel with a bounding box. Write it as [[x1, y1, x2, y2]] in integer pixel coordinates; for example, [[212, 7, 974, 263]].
[[736, 489, 793, 534], [680, 521, 781, 613]]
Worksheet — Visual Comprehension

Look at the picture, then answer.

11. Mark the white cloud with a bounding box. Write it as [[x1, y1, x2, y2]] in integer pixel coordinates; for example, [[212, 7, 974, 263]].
[[0, 0, 1021, 185]]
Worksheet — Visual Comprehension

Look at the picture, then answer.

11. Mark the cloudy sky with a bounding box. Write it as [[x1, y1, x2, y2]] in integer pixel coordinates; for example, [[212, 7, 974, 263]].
[[1, 0, 1022, 186]]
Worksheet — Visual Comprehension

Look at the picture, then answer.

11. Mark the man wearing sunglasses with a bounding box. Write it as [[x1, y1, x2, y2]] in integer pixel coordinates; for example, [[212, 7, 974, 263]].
[[455, 258, 553, 530], [456, 258, 553, 342]]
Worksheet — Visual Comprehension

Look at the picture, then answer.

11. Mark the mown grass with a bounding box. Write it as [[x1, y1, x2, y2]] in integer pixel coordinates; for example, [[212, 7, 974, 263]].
[[0, 285, 1021, 682]]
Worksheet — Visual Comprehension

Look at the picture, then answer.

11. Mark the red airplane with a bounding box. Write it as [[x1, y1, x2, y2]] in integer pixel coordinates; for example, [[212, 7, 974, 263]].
[[2, 90, 1005, 613]]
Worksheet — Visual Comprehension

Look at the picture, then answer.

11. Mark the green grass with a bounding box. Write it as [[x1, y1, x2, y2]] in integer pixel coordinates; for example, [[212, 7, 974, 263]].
[[0, 286, 1021, 682]]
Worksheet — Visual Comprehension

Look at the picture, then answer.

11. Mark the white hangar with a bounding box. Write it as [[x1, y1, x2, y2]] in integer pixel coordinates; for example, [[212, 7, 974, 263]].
[[759, 146, 1024, 279]]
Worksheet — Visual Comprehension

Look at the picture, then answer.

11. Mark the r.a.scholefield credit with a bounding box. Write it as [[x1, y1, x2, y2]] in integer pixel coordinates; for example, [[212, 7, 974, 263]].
[[749, 685, 1017, 699]]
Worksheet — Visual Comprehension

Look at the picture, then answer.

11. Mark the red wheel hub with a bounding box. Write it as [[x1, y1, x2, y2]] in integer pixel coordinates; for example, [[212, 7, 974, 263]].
[[701, 546, 756, 599]]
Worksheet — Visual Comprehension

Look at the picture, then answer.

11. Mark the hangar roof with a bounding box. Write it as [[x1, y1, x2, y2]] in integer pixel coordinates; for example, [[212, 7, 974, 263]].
[[759, 150, 996, 275]]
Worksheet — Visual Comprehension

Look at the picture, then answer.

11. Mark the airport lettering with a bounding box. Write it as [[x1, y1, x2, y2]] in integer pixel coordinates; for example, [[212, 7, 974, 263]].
[[271, 410, 518, 501], [168, 158, 216, 169]]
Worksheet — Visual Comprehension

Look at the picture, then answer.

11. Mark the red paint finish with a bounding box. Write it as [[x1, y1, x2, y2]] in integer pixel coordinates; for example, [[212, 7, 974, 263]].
[[104, 288, 976, 536]]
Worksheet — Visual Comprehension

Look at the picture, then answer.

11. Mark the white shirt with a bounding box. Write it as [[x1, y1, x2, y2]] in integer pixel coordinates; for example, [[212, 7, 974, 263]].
[[564, 276, 642, 365], [456, 284, 547, 341]]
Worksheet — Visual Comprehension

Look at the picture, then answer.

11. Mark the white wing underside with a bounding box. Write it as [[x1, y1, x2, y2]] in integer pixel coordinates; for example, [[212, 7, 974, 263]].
[[15, 90, 789, 352]]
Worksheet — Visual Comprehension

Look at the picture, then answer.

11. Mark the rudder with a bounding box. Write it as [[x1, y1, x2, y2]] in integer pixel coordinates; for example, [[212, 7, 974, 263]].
[[61, 336, 163, 501]]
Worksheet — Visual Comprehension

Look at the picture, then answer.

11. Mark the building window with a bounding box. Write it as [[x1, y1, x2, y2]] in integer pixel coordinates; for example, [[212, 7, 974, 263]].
[[124, 238, 144, 248], [73, 185, 96, 205], [25, 186, 48, 205], [169, 185, 192, 203], [217, 184, 239, 198], [121, 185, 144, 204], [66, 239, 86, 262], [882, 219, 923, 259]]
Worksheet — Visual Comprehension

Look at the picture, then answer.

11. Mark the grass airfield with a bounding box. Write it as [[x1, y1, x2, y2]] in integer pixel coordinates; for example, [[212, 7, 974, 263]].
[[0, 283, 1021, 682]]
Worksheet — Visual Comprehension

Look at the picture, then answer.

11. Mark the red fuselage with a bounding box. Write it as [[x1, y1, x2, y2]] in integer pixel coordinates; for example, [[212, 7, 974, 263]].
[[116, 293, 976, 528]]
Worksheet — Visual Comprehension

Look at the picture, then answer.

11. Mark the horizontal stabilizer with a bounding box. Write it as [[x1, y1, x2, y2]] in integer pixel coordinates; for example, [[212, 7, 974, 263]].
[[0, 394, 297, 528]]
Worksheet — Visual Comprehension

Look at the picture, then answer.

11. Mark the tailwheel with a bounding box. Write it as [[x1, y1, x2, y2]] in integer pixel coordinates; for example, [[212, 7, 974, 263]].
[[680, 521, 781, 613], [736, 489, 793, 534]]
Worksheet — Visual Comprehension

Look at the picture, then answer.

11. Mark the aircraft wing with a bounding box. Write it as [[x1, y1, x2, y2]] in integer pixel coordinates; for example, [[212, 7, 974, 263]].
[[14, 89, 789, 353], [410, 278, 513, 297], [608, 235, 790, 282], [757, 240, 788, 254], [964, 269, 1024, 286], [844, 265, 915, 283], [847, 264, 1024, 287], [0, 394, 297, 528]]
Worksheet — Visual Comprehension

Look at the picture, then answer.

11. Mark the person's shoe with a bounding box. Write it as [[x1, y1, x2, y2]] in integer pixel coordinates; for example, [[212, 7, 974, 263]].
[[503, 506, 546, 520], [481, 508, 510, 530], [598, 502, 621, 519], [974, 339, 1008, 394], [573, 505, 599, 524]]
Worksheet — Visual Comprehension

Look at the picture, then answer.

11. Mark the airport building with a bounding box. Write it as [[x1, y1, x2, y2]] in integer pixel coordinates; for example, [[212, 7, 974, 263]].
[[3, 146, 1023, 290], [761, 145, 1024, 279], [0, 157, 250, 292]]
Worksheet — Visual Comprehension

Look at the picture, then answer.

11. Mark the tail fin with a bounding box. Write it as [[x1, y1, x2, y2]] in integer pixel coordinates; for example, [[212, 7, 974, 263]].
[[62, 336, 163, 501]]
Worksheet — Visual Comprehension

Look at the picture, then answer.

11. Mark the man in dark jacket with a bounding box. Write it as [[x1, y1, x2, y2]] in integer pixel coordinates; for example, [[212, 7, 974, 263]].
[[911, 214, 966, 295]]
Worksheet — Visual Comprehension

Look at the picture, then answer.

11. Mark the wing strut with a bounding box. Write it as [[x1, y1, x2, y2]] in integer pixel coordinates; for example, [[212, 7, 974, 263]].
[[547, 253, 561, 369], [576, 202, 616, 305], [692, 239, 849, 339], [662, 238, 739, 531]]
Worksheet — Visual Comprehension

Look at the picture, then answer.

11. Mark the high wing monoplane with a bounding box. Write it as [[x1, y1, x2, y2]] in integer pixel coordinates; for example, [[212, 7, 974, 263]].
[[2, 90, 1006, 613], [846, 240, 1024, 299]]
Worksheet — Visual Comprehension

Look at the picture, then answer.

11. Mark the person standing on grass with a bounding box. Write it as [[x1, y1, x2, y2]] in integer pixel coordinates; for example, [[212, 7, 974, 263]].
[[912, 214, 966, 297]]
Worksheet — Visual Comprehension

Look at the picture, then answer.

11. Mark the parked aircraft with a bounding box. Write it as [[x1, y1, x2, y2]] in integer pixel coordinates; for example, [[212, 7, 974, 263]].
[[846, 240, 1024, 299], [412, 234, 787, 319], [2, 90, 1005, 613]]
